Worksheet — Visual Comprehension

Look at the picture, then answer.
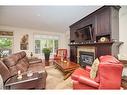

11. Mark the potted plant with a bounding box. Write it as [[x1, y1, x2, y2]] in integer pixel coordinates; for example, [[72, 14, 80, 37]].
[[42, 48, 51, 62]]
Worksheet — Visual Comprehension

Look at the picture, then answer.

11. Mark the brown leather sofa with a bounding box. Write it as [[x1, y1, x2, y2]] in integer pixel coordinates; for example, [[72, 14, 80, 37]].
[[0, 51, 47, 89]]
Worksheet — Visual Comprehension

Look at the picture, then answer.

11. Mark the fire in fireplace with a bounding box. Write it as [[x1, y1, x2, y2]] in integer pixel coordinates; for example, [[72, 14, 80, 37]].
[[79, 51, 94, 67]]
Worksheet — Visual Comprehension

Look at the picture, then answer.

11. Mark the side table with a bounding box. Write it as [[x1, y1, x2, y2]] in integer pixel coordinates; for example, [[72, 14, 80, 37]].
[[4, 72, 45, 89]]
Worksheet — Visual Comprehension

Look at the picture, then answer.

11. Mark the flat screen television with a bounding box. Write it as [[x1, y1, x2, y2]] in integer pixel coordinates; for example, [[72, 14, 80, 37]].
[[75, 24, 93, 42]]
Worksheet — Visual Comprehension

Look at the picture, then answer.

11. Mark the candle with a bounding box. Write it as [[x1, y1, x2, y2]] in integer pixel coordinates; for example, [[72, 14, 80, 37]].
[[17, 70, 22, 80], [18, 70, 21, 75]]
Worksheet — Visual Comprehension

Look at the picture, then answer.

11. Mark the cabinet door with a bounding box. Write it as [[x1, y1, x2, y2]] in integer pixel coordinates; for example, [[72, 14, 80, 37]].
[[96, 8, 110, 35], [96, 45, 112, 58], [70, 46, 77, 63]]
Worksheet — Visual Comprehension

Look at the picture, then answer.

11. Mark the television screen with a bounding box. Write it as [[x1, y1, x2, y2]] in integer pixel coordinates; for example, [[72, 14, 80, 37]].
[[75, 25, 93, 42]]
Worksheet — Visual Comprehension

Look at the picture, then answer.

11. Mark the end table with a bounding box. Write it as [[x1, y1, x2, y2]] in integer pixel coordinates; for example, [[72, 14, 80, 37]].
[[4, 72, 45, 89]]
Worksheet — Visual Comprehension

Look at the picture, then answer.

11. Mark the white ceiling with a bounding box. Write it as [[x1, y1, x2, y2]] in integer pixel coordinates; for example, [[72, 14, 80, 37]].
[[0, 6, 101, 33]]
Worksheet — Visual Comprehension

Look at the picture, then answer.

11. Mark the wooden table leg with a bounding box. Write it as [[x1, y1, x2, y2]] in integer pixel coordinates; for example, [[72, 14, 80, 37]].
[[64, 71, 73, 80]]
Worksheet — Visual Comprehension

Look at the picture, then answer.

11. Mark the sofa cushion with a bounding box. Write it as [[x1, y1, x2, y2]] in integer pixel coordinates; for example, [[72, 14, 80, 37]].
[[22, 57, 29, 65], [8, 66, 18, 76], [3, 55, 20, 67], [0, 60, 11, 83], [16, 60, 29, 72], [20, 51, 26, 58], [71, 68, 90, 81], [90, 58, 100, 79], [14, 53, 22, 59]]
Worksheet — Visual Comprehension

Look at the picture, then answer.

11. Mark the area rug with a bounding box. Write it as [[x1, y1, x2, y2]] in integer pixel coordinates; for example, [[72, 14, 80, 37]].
[[45, 65, 73, 89]]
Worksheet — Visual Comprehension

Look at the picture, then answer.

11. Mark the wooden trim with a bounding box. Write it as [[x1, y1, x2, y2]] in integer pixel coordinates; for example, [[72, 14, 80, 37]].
[[69, 42, 114, 46], [0, 31, 13, 36]]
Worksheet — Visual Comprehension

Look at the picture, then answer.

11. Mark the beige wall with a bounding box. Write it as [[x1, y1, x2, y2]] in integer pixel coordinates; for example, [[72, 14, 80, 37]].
[[119, 6, 127, 60], [119, 6, 127, 76], [0, 25, 68, 58]]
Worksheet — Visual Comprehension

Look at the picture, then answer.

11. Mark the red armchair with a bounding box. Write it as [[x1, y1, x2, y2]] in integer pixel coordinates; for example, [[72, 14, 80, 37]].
[[71, 55, 123, 89], [54, 49, 67, 60]]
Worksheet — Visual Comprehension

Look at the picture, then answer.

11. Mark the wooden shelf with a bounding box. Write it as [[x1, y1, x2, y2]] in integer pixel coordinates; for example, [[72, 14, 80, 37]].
[[68, 42, 114, 46]]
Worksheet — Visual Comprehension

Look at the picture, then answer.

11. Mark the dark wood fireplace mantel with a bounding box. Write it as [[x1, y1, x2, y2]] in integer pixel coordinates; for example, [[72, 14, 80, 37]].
[[69, 42, 114, 46], [69, 6, 121, 63]]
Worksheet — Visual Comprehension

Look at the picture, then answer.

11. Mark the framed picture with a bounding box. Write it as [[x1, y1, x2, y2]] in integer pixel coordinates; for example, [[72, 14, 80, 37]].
[[20, 34, 29, 50]]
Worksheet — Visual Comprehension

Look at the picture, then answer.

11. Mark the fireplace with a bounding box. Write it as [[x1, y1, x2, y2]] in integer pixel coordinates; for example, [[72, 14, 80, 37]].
[[79, 51, 94, 67], [77, 46, 95, 67]]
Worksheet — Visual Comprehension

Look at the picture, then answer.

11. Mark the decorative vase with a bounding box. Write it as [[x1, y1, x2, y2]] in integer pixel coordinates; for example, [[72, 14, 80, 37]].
[[44, 53, 50, 60], [44, 53, 50, 66], [42, 48, 51, 66], [30, 52, 33, 58]]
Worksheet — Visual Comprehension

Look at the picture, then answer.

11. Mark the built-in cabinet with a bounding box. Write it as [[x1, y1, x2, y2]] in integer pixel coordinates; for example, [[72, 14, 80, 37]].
[[96, 7, 110, 36], [70, 46, 77, 62], [69, 6, 121, 63]]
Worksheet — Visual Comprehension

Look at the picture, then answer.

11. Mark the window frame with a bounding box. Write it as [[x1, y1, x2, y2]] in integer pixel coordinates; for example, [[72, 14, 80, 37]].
[[34, 34, 59, 58], [0, 36, 14, 56]]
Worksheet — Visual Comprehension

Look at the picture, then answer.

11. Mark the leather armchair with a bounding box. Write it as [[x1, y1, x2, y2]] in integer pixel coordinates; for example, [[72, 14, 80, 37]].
[[54, 49, 67, 60], [71, 55, 123, 89]]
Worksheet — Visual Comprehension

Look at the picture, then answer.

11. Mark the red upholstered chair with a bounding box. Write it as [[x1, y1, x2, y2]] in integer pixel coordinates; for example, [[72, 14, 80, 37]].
[[54, 49, 67, 60], [71, 55, 123, 89]]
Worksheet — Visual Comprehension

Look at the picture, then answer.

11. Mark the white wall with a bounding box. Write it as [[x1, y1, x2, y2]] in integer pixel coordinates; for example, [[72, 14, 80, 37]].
[[119, 6, 127, 76], [0, 25, 68, 58], [119, 6, 127, 60]]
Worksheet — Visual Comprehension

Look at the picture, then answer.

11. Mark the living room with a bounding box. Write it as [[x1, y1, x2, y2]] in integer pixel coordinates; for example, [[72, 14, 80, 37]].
[[0, 1, 127, 94]]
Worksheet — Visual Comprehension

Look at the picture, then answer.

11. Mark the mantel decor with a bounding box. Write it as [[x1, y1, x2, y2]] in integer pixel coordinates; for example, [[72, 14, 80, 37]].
[[20, 34, 29, 50]]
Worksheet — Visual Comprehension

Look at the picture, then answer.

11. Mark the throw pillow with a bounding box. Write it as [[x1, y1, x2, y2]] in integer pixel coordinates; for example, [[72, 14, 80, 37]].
[[90, 58, 100, 79]]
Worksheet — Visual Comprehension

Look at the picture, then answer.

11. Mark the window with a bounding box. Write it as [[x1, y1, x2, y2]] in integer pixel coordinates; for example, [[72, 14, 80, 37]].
[[34, 35, 59, 57], [0, 36, 13, 57], [35, 40, 41, 54]]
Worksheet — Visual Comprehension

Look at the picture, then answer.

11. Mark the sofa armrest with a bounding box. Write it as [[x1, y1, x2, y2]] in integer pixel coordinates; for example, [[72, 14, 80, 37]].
[[98, 63, 123, 89], [85, 66, 91, 72], [78, 76, 99, 88], [29, 59, 42, 64]]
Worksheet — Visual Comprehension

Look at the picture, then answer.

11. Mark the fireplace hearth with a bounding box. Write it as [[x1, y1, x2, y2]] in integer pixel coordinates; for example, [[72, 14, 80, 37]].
[[79, 51, 94, 67]]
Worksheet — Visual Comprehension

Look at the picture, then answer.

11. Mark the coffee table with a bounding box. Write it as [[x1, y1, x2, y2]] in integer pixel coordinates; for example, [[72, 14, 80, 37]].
[[53, 60, 79, 80], [4, 72, 46, 89]]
